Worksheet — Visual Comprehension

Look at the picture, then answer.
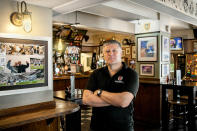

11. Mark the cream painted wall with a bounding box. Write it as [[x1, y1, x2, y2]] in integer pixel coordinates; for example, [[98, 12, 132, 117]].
[[171, 29, 194, 39], [0, 0, 53, 109], [0, 0, 52, 37], [53, 11, 135, 34], [134, 19, 160, 34]]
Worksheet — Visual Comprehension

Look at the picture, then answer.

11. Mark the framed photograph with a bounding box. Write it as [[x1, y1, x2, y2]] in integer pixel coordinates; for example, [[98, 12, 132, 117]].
[[126, 47, 130, 55], [170, 37, 183, 50], [122, 50, 125, 57], [140, 63, 154, 76], [193, 41, 197, 52], [0, 37, 48, 91], [99, 45, 103, 57], [132, 45, 136, 58], [162, 36, 170, 61], [137, 36, 157, 61], [161, 64, 170, 77]]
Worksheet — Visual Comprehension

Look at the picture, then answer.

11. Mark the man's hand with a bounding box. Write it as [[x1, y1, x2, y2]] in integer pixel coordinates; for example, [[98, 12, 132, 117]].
[[93, 90, 99, 95], [95, 90, 134, 108], [82, 90, 110, 107]]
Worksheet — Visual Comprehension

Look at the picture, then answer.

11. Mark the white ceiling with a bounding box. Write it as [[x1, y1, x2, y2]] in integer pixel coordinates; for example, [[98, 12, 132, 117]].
[[15, 0, 193, 31]]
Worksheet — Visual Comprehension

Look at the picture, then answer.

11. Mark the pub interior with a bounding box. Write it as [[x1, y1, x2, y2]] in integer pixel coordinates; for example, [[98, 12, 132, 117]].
[[0, 0, 197, 131]]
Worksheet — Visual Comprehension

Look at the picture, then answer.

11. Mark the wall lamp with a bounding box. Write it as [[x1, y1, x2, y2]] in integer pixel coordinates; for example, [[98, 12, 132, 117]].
[[10, 1, 32, 32]]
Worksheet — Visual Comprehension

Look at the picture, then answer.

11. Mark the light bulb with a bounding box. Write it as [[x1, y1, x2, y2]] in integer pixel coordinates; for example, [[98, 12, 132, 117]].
[[23, 13, 32, 32], [58, 39, 63, 51]]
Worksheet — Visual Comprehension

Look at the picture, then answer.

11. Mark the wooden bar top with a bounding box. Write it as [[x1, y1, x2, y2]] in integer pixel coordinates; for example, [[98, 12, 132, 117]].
[[161, 81, 197, 87], [0, 99, 80, 129], [53, 74, 90, 80], [139, 78, 160, 85]]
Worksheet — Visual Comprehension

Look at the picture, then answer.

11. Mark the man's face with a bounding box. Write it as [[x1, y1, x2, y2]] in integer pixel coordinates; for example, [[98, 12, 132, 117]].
[[103, 44, 122, 65]]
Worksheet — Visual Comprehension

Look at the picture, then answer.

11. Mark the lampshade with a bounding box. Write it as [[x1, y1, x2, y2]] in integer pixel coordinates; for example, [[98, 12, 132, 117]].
[[22, 11, 32, 32], [58, 38, 63, 51]]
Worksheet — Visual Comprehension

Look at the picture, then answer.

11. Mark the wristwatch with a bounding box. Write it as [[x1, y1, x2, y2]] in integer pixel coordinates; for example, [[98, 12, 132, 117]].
[[97, 89, 102, 97]]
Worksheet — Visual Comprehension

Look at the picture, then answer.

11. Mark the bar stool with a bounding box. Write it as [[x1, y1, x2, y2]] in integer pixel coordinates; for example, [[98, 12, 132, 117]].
[[168, 90, 188, 129], [180, 95, 197, 118]]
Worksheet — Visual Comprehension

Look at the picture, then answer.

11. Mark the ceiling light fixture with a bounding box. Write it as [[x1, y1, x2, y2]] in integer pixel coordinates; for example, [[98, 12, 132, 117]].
[[71, 11, 80, 32], [10, 1, 32, 33]]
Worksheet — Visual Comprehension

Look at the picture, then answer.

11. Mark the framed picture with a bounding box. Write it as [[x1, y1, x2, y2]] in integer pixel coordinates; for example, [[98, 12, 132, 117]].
[[0, 37, 48, 91], [132, 45, 136, 58], [99, 45, 103, 57], [140, 63, 154, 76], [170, 37, 183, 50], [193, 41, 197, 52], [161, 64, 170, 77], [162, 36, 170, 61], [137, 36, 157, 61], [126, 47, 130, 55], [122, 50, 125, 57]]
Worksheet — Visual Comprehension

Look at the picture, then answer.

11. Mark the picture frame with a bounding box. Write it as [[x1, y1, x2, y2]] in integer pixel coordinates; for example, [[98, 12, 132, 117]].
[[193, 41, 197, 52], [0, 37, 48, 91], [122, 50, 125, 57], [126, 47, 130, 55], [162, 36, 170, 61], [99, 45, 103, 57], [137, 36, 157, 61], [170, 37, 183, 51], [161, 64, 170, 77], [140, 63, 154, 76], [132, 45, 136, 58]]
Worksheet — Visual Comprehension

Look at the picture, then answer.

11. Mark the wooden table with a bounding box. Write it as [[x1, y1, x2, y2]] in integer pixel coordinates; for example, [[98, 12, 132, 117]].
[[0, 99, 80, 130], [54, 90, 82, 131], [54, 90, 82, 102], [161, 82, 197, 130]]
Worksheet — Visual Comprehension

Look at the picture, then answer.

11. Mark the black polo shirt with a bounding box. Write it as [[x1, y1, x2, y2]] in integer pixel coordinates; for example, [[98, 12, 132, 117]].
[[86, 62, 139, 131]]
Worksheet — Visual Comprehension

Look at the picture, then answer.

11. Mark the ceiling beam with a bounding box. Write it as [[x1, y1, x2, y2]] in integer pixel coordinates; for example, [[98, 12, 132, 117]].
[[128, 0, 197, 26], [101, 0, 158, 20], [53, 11, 135, 34], [53, 0, 112, 15]]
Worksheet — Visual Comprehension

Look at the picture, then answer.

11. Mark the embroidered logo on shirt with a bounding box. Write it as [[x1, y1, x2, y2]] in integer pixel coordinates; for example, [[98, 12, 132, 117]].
[[118, 76, 123, 81], [115, 76, 124, 83]]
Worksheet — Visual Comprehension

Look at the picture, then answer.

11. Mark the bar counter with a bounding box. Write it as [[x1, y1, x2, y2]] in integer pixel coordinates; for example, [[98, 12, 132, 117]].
[[161, 81, 197, 130], [53, 74, 90, 80], [53, 75, 163, 126], [53, 74, 90, 91], [134, 78, 161, 126], [0, 99, 80, 130]]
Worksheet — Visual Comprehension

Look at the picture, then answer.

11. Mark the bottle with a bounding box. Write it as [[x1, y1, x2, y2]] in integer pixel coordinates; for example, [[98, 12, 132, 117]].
[[166, 75, 169, 84]]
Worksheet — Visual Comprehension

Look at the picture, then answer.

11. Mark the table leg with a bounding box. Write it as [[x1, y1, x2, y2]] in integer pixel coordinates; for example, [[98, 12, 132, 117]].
[[66, 107, 81, 131]]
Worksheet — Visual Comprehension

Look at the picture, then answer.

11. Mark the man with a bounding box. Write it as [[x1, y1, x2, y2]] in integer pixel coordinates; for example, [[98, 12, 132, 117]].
[[83, 40, 139, 131], [7, 60, 29, 73], [16, 61, 29, 73], [7, 60, 18, 73]]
